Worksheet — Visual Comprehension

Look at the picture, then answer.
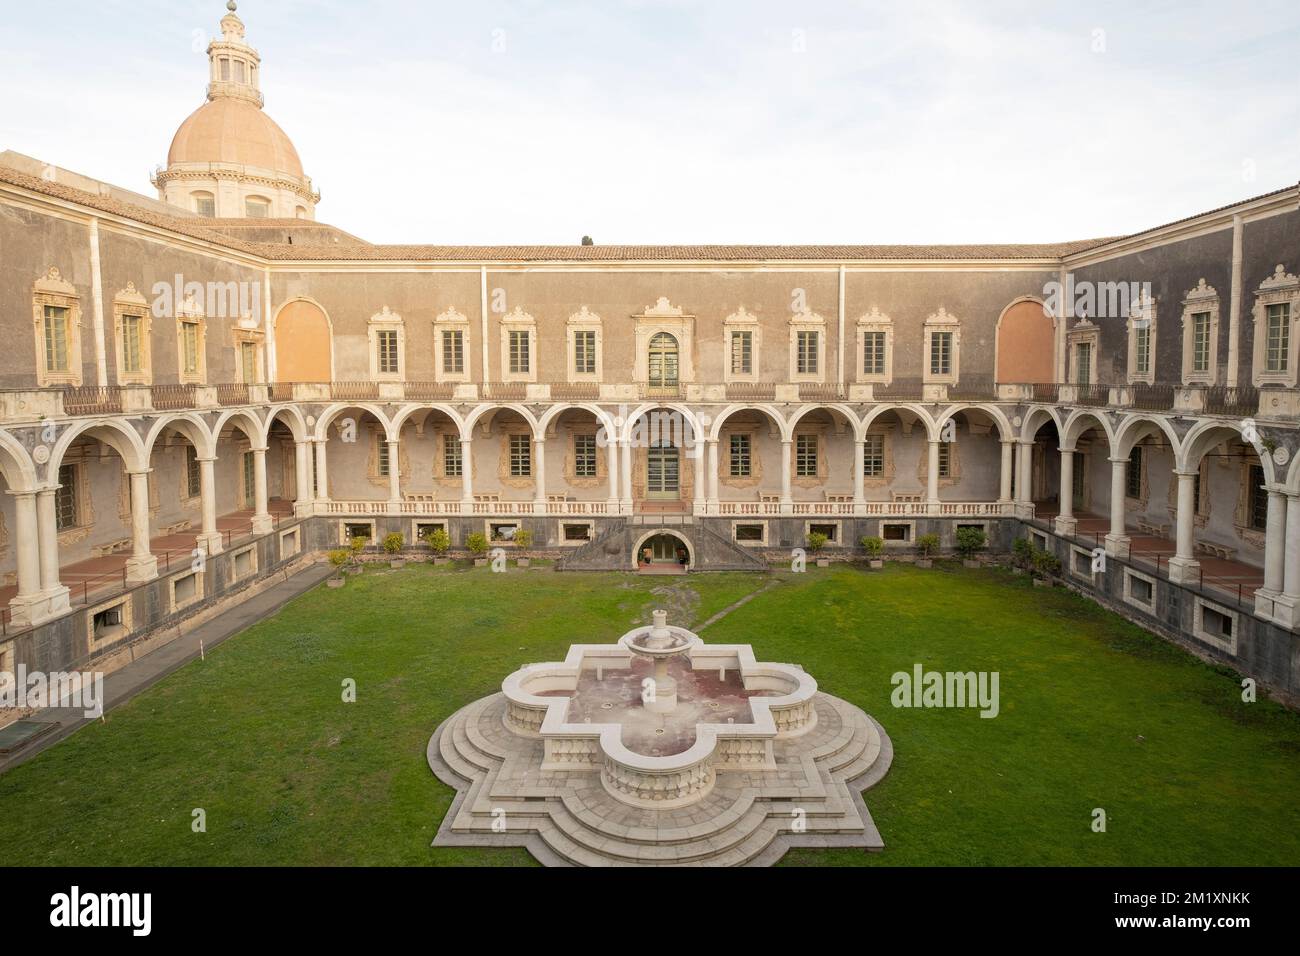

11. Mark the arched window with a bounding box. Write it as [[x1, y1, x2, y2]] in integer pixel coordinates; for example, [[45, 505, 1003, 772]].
[[245, 195, 271, 218], [295, 206, 307, 219], [192, 191, 215, 217], [648, 332, 679, 390]]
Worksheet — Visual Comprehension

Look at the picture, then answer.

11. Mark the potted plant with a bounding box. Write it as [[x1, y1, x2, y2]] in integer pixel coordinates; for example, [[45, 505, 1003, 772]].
[[326, 549, 349, 587], [383, 532, 405, 568], [860, 535, 884, 569], [807, 531, 829, 567], [915, 533, 940, 568], [640, 546, 652, 566], [1030, 547, 1062, 587], [955, 526, 986, 568], [1011, 537, 1034, 574], [513, 529, 533, 567], [466, 531, 489, 567], [423, 527, 451, 565], [345, 535, 367, 574]]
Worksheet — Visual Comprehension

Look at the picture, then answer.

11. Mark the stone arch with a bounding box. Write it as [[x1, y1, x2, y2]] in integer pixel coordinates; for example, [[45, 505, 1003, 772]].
[[995, 296, 1056, 384], [536, 402, 617, 441], [49, 418, 147, 477], [1179, 419, 1271, 484], [1060, 409, 1116, 454], [861, 403, 939, 441], [936, 402, 1015, 442], [143, 412, 216, 461], [214, 407, 268, 449], [1113, 414, 1181, 460], [273, 297, 333, 382], [314, 402, 393, 442], [262, 405, 309, 444], [463, 403, 542, 441], [0, 430, 38, 492], [630, 528, 694, 571], [785, 403, 864, 442], [618, 403, 705, 444], [1019, 404, 1064, 443], [708, 404, 789, 442]]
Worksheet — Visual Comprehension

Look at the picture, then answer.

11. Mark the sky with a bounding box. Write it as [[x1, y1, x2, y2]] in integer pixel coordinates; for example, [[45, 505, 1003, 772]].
[[2, 0, 1298, 245]]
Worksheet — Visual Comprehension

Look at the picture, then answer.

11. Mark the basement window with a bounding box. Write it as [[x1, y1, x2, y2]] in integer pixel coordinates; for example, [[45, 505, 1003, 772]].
[[90, 600, 129, 642]]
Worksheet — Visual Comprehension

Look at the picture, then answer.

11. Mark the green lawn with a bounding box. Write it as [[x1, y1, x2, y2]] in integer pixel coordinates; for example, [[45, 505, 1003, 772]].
[[2, 561, 1298, 866]]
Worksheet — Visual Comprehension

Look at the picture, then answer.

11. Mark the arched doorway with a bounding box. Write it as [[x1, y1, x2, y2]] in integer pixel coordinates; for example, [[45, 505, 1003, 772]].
[[635, 530, 692, 573], [275, 299, 333, 381], [647, 332, 679, 393]]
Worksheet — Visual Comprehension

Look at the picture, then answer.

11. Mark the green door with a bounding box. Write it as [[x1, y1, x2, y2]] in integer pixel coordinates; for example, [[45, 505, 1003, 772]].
[[646, 446, 679, 499]]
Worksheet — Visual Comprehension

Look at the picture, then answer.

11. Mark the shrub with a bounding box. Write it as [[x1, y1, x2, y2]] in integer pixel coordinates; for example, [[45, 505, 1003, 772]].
[[348, 535, 368, 556], [917, 533, 940, 557], [1031, 549, 1062, 578], [860, 535, 884, 558], [806, 532, 828, 553], [513, 529, 533, 550], [465, 531, 489, 556], [422, 528, 450, 555], [327, 549, 350, 569], [382, 532, 404, 555], [1011, 537, 1034, 568], [955, 527, 987, 558]]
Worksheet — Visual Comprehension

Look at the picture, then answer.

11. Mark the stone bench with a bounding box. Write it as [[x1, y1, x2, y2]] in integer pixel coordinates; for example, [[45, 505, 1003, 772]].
[[1195, 541, 1237, 561], [1136, 520, 1169, 537]]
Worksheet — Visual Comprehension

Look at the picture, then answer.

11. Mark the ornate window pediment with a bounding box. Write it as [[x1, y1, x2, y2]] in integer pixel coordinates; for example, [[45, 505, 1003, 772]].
[[1180, 278, 1220, 386], [33, 267, 83, 387], [788, 310, 826, 383], [499, 306, 537, 383], [1251, 265, 1300, 388], [113, 282, 152, 386], [632, 298, 694, 385], [924, 308, 960, 384], [434, 306, 470, 383], [856, 307, 893, 385], [368, 306, 405, 381], [566, 306, 603, 383], [723, 307, 760, 383], [176, 291, 208, 385], [1067, 318, 1100, 386], [1126, 291, 1157, 385]]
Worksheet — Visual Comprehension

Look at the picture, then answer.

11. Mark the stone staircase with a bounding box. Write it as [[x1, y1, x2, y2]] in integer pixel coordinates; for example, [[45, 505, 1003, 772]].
[[556, 517, 768, 572], [427, 690, 892, 866]]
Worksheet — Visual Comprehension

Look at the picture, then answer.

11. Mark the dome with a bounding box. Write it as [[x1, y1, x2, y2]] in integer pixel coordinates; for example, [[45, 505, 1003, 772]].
[[167, 97, 304, 181]]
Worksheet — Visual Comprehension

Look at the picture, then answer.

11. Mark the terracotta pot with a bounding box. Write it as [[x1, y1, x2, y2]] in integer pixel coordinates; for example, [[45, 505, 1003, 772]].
[[815, 558, 829, 568], [473, 557, 487, 567], [516, 557, 531, 567], [327, 577, 345, 589], [962, 559, 980, 568], [390, 558, 406, 569], [916, 558, 933, 569], [869, 559, 884, 570], [433, 556, 450, 566]]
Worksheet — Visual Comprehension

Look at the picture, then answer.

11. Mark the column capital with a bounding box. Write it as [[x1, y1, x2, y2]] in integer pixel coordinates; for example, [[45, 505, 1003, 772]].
[[126, 467, 154, 477], [4, 488, 38, 499]]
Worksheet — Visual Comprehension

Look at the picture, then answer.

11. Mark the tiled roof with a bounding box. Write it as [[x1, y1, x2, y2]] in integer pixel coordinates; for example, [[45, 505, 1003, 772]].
[[2, 160, 1293, 265]]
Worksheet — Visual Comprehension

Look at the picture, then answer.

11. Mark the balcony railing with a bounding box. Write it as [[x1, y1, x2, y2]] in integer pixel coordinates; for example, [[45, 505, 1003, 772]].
[[404, 381, 456, 401], [797, 382, 847, 402], [1203, 385, 1258, 417], [152, 383, 197, 410], [1130, 383, 1175, 411], [875, 377, 924, 401], [1030, 382, 1060, 403], [215, 383, 250, 406], [947, 375, 995, 401], [724, 382, 777, 402], [481, 382, 527, 401], [62, 386, 122, 415], [1071, 384, 1110, 407], [331, 381, 380, 401], [548, 382, 600, 401], [639, 382, 683, 400]]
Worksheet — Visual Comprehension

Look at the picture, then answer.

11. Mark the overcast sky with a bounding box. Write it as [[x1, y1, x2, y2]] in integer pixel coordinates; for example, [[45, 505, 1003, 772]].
[[3, 0, 1298, 245]]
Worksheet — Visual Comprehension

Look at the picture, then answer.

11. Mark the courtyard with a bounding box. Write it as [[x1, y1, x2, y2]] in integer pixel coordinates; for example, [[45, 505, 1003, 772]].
[[1, 561, 1297, 867]]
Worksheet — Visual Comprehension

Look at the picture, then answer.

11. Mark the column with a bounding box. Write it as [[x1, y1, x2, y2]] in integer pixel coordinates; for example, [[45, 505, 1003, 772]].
[[254, 447, 275, 535], [1166, 470, 1200, 585], [387, 439, 402, 507], [692, 441, 705, 515], [1103, 457, 1129, 556], [779, 439, 792, 508], [195, 456, 223, 556], [620, 438, 633, 510], [926, 440, 940, 512], [1015, 440, 1032, 507], [1271, 494, 1300, 628], [459, 438, 474, 506], [1053, 448, 1076, 536], [293, 440, 314, 518], [125, 470, 159, 582], [314, 440, 329, 503], [6, 491, 44, 626], [35, 489, 70, 615], [606, 436, 619, 507], [707, 439, 720, 513], [1255, 488, 1286, 619], [998, 440, 1014, 504], [852, 438, 865, 511], [533, 437, 546, 505]]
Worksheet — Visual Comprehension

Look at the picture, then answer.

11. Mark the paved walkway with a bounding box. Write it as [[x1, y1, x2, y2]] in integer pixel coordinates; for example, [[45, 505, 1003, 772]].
[[1033, 502, 1264, 605], [0, 560, 334, 774]]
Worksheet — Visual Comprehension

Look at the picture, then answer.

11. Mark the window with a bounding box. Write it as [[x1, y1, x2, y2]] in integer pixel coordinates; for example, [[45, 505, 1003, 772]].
[[863, 435, 883, 478], [1126, 447, 1142, 500], [731, 330, 753, 375], [795, 434, 817, 477], [646, 445, 679, 494], [1134, 324, 1150, 375], [113, 312, 142, 374], [186, 446, 201, 499], [1075, 342, 1092, 385], [219, 57, 230, 81], [233, 59, 246, 83], [863, 331, 886, 375], [509, 330, 530, 374], [55, 464, 78, 530], [882, 523, 911, 542], [181, 320, 201, 376], [809, 523, 837, 543], [241, 452, 256, 509], [796, 331, 819, 375], [648, 332, 679, 387], [1266, 304, 1289, 373], [574, 434, 597, 478], [245, 197, 270, 218], [562, 523, 592, 542], [509, 434, 531, 477], [573, 330, 596, 375], [729, 434, 751, 477], [192, 192, 215, 217], [240, 340, 258, 383], [938, 442, 952, 479], [442, 329, 464, 374], [377, 438, 391, 478], [734, 523, 764, 543], [377, 329, 399, 374], [43, 305, 70, 373], [1072, 451, 1086, 510], [930, 331, 953, 376], [1191, 312, 1211, 373], [1249, 464, 1267, 531], [444, 435, 463, 478]]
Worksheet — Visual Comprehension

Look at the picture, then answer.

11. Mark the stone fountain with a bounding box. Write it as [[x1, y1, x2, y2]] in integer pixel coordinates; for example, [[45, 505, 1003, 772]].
[[427, 610, 893, 866]]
